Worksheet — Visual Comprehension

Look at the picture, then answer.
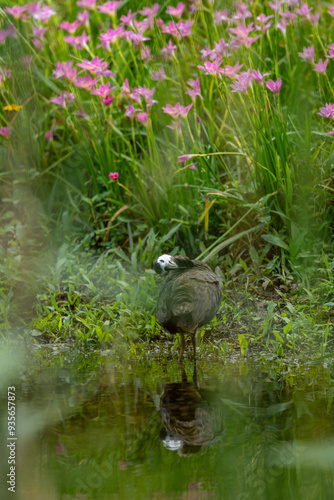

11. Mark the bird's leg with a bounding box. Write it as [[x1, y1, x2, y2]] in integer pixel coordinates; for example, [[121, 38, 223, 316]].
[[178, 332, 185, 363], [191, 329, 197, 359]]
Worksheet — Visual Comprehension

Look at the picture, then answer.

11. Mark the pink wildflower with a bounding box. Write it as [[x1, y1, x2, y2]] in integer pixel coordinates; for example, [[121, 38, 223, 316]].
[[121, 10, 135, 26], [162, 102, 193, 118], [313, 59, 328, 74], [125, 103, 140, 118], [64, 31, 90, 50], [229, 23, 254, 38], [298, 45, 314, 63], [109, 172, 119, 180], [59, 20, 81, 33], [268, 1, 284, 12], [161, 40, 177, 60], [74, 74, 98, 90], [178, 154, 195, 163], [97, 1, 122, 16], [32, 26, 48, 39], [151, 67, 166, 81], [50, 91, 75, 108], [0, 126, 10, 137], [91, 82, 116, 99], [45, 130, 53, 141], [77, 11, 89, 26], [265, 78, 282, 95], [326, 44, 334, 60], [230, 70, 253, 93], [214, 10, 229, 25], [100, 27, 124, 49], [214, 39, 228, 57], [221, 62, 244, 79], [138, 4, 160, 18], [133, 86, 157, 108], [232, 3, 252, 21], [236, 35, 261, 48], [30, 5, 56, 22], [166, 2, 185, 18], [186, 77, 203, 100], [77, 57, 109, 73], [318, 103, 334, 118], [252, 69, 271, 84], [53, 61, 77, 81], [295, 3, 312, 18], [200, 46, 216, 61], [5, 6, 28, 19], [136, 112, 149, 126], [329, 6, 334, 17], [77, 0, 96, 8], [141, 46, 151, 62], [197, 56, 225, 76]]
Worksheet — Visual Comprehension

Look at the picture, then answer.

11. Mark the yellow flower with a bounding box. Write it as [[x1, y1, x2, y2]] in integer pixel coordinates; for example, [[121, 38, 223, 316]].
[[4, 104, 23, 111]]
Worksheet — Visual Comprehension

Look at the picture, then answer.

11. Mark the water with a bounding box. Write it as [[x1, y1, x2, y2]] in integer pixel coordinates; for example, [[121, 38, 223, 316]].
[[2, 347, 334, 499]]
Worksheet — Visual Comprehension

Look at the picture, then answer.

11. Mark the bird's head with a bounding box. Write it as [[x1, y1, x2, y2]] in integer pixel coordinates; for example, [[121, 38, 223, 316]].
[[153, 254, 179, 275]]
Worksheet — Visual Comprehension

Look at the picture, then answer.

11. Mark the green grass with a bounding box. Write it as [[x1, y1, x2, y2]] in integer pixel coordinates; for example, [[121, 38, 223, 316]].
[[1, 0, 334, 361]]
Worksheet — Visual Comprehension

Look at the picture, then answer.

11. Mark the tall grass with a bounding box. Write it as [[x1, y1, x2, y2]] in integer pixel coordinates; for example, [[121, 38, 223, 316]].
[[0, 0, 333, 267]]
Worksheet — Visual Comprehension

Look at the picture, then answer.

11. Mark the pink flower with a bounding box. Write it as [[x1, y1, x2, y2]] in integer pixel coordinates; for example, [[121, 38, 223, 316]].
[[329, 6, 334, 17], [265, 78, 282, 95], [64, 31, 90, 50], [318, 103, 334, 118], [0, 65, 12, 83], [161, 20, 193, 38], [214, 10, 229, 25], [232, 3, 252, 21], [235, 35, 261, 48], [138, 4, 160, 18], [186, 77, 203, 100], [125, 103, 140, 118], [45, 130, 53, 141], [97, 1, 122, 16], [30, 5, 56, 22], [77, 0, 96, 8], [221, 62, 244, 79], [0, 126, 10, 137], [178, 154, 195, 163], [326, 44, 334, 60], [252, 69, 271, 84], [32, 26, 48, 39], [32, 38, 43, 50], [295, 3, 312, 18], [77, 57, 109, 74], [298, 45, 314, 63], [100, 27, 124, 49], [77, 11, 90, 26], [59, 20, 81, 33], [313, 59, 328, 74], [53, 61, 77, 81], [120, 10, 135, 26], [133, 86, 157, 108], [50, 91, 75, 108], [328, 130, 334, 135], [91, 82, 116, 99], [151, 66, 166, 81], [74, 74, 98, 90], [197, 56, 225, 76], [161, 40, 177, 60], [229, 23, 254, 38], [230, 70, 253, 93], [162, 102, 193, 118], [214, 39, 228, 57], [136, 112, 149, 126], [5, 6, 28, 19], [141, 46, 151, 62], [109, 172, 119, 180], [166, 2, 185, 18], [0, 27, 17, 44]]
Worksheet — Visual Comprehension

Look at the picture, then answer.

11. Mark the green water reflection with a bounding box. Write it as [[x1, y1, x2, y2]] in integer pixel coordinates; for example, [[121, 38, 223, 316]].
[[4, 351, 334, 499]]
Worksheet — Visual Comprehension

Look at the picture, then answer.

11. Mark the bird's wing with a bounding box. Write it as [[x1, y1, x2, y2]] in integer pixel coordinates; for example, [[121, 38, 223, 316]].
[[157, 273, 195, 324]]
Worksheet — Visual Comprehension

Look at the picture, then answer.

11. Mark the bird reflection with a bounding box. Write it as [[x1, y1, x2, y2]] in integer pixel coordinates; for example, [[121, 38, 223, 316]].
[[159, 363, 225, 456]]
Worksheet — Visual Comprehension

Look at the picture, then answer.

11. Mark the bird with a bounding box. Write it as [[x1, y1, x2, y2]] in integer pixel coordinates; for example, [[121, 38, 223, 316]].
[[153, 254, 222, 361]]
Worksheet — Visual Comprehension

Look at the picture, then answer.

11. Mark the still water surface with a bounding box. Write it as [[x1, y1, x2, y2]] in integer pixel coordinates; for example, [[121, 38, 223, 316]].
[[3, 348, 334, 499]]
